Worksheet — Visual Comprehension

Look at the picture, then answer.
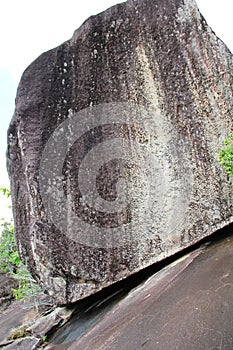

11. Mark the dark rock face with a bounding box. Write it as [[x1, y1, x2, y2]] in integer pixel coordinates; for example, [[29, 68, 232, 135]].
[[2, 337, 40, 350], [66, 232, 233, 350], [0, 273, 18, 312], [1, 231, 233, 349], [7, 0, 233, 304], [0, 293, 53, 347]]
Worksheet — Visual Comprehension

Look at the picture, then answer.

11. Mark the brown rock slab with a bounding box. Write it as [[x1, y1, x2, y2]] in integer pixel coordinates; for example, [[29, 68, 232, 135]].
[[66, 232, 233, 350], [0, 293, 52, 345], [2, 337, 40, 350], [27, 307, 74, 338], [7, 0, 233, 304]]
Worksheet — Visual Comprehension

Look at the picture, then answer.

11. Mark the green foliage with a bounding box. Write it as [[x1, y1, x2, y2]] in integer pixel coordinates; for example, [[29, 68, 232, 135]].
[[0, 187, 11, 198], [42, 335, 47, 342], [0, 188, 42, 301], [219, 132, 233, 176], [0, 218, 16, 273], [11, 265, 42, 301]]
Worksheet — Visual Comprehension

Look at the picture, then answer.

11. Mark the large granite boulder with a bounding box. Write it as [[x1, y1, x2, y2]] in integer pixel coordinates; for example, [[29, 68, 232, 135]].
[[7, 0, 233, 304]]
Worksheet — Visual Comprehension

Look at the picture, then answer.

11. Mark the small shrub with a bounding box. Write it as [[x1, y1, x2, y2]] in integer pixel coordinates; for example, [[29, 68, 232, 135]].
[[219, 132, 233, 176], [11, 262, 42, 301], [0, 187, 42, 301], [0, 219, 16, 273], [42, 335, 47, 342]]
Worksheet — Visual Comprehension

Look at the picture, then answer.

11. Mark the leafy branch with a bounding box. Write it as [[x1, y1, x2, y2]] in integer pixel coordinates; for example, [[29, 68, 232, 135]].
[[218, 132, 233, 176], [0, 187, 41, 300]]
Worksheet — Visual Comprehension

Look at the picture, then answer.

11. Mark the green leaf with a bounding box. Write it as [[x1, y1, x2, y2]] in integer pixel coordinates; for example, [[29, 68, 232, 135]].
[[218, 132, 233, 176], [0, 211, 42, 301], [0, 187, 11, 198]]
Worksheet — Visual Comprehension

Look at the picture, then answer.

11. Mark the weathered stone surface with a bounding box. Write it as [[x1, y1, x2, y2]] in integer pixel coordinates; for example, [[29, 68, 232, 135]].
[[2, 337, 40, 350], [7, 0, 233, 304], [0, 293, 52, 345], [1, 231, 232, 350], [27, 306, 74, 338], [0, 273, 18, 312], [64, 232, 233, 350]]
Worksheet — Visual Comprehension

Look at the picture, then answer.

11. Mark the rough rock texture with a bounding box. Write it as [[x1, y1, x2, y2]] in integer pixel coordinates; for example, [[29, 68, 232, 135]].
[[1, 231, 233, 349], [0, 273, 18, 312], [0, 293, 53, 346], [27, 307, 74, 338], [7, 0, 233, 304], [2, 337, 40, 350], [66, 232, 233, 350]]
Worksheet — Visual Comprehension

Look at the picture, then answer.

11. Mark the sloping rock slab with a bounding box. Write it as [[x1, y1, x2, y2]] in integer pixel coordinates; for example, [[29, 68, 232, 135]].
[[0, 293, 52, 345], [27, 307, 74, 338], [67, 232, 233, 350], [7, 0, 233, 304], [1, 337, 40, 350]]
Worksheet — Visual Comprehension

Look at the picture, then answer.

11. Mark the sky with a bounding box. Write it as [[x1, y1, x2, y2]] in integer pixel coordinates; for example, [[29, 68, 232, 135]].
[[0, 0, 232, 221]]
